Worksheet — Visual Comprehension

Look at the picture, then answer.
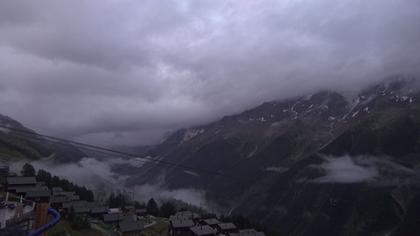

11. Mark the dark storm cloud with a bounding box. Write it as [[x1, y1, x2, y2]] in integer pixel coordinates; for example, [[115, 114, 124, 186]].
[[0, 0, 419, 145]]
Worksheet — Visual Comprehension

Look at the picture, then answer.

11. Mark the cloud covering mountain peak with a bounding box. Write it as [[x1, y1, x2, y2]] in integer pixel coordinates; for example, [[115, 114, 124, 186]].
[[1, 0, 420, 145]]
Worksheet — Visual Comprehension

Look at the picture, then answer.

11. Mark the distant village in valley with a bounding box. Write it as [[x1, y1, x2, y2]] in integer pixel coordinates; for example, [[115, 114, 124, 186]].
[[0, 162, 268, 236]]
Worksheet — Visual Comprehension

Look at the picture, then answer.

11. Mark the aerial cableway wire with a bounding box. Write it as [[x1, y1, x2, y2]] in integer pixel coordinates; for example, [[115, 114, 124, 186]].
[[5, 130, 163, 182], [0, 125, 338, 229], [0, 124, 223, 177], [0, 124, 301, 218]]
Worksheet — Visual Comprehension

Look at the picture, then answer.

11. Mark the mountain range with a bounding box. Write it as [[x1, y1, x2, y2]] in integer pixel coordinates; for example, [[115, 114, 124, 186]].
[[129, 76, 420, 236], [1, 75, 420, 235]]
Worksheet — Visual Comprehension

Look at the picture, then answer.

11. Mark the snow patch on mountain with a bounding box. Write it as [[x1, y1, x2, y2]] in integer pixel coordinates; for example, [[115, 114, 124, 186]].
[[184, 170, 200, 177], [0, 126, 10, 134], [182, 129, 205, 142], [265, 166, 288, 173]]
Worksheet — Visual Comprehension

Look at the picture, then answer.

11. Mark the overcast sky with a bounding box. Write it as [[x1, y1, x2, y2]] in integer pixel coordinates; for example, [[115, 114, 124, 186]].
[[0, 0, 419, 146]]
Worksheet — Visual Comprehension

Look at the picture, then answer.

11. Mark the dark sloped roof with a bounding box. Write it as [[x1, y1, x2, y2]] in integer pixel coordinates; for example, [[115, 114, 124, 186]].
[[170, 215, 191, 221], [217, 223, 237, 230], [74, 207, 90, 213], [91, 206, 108, 214], [51, 195, 70, 203], [7, 177, 36, 185], [25, 190, 50, 198], [89, 202, 105, 207], [171, 219, 195, 228], [239, 229, 266, 236], [52, 187, 63, 192], [103, 213, 123, 222], [119, 221, 144, 232], [136, 208, 146, 214], [14, 186, 48, 194], [122, 214, 136, 221], [190, 225, 216, 236], [203, 218, 220, 225], [175, 211, 200, 219]]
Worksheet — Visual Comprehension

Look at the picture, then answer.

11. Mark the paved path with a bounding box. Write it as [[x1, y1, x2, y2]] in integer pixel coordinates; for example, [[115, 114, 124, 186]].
[[91, 223, 116, 236], [144, 220, 157, 228]]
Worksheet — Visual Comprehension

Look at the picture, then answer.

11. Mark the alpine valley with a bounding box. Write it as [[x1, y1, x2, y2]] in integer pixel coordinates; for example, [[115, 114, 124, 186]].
[[129, 76, 420, 236]]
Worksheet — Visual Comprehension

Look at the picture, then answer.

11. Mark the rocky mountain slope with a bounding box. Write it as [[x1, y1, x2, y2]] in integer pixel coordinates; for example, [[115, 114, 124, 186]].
[[132, 76, 420, 236], [0, 114, 85, 163]]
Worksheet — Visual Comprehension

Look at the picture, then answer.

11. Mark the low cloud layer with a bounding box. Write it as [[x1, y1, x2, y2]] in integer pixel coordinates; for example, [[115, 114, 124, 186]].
[[1, 1, 420, 145], [312, 155, 418, 185], [264, 166, 288, 173], [313, 156, 378, 183], [133, 184, 208, 209], [10, 157, 209, 207]]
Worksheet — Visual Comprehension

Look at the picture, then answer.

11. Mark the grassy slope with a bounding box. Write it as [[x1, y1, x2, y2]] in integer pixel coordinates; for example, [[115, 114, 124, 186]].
[[141, 217, 169, 236], [48, 219, 103, 236]]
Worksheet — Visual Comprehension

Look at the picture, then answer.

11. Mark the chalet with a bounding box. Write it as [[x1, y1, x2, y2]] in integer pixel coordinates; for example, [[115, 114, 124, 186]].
[[53, 191, 75, 199], [25, 189, 51, 202], [70, 194, 80, 201], [50, 195, 71, 209], [175, 212, 189, 219], [125, 205, 135, 213], [14, 186, 49, 196], [122, 213, 137, 222], [201, 218, 220, 228], [0, 164, 9, 191], [109, 208, 122, 214], [170, 219, 195, 236], [91, 206, 108, 216], [52, 187, 64, 194], [74, 206, 90, 215], [118, 220, 144, 236], [192, 213, 201, 222], [71, 200, 88, 207], [170, 215, 190, 221], [6, 177, 36, 192], [169, 211, 200, 223], [135, 208, 147, 216], [216, 223, 238, 235], [239, 229, 266, 236], [103, 213, 124, 224], [190, 225, 217, 236]]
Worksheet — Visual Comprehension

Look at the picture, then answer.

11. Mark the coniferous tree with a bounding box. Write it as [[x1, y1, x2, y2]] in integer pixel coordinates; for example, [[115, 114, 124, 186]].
[[160, 202, 176, 217], [36, 169, 52, 186], [146, 198, 159, 216], [21, 163, 35, 176]]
